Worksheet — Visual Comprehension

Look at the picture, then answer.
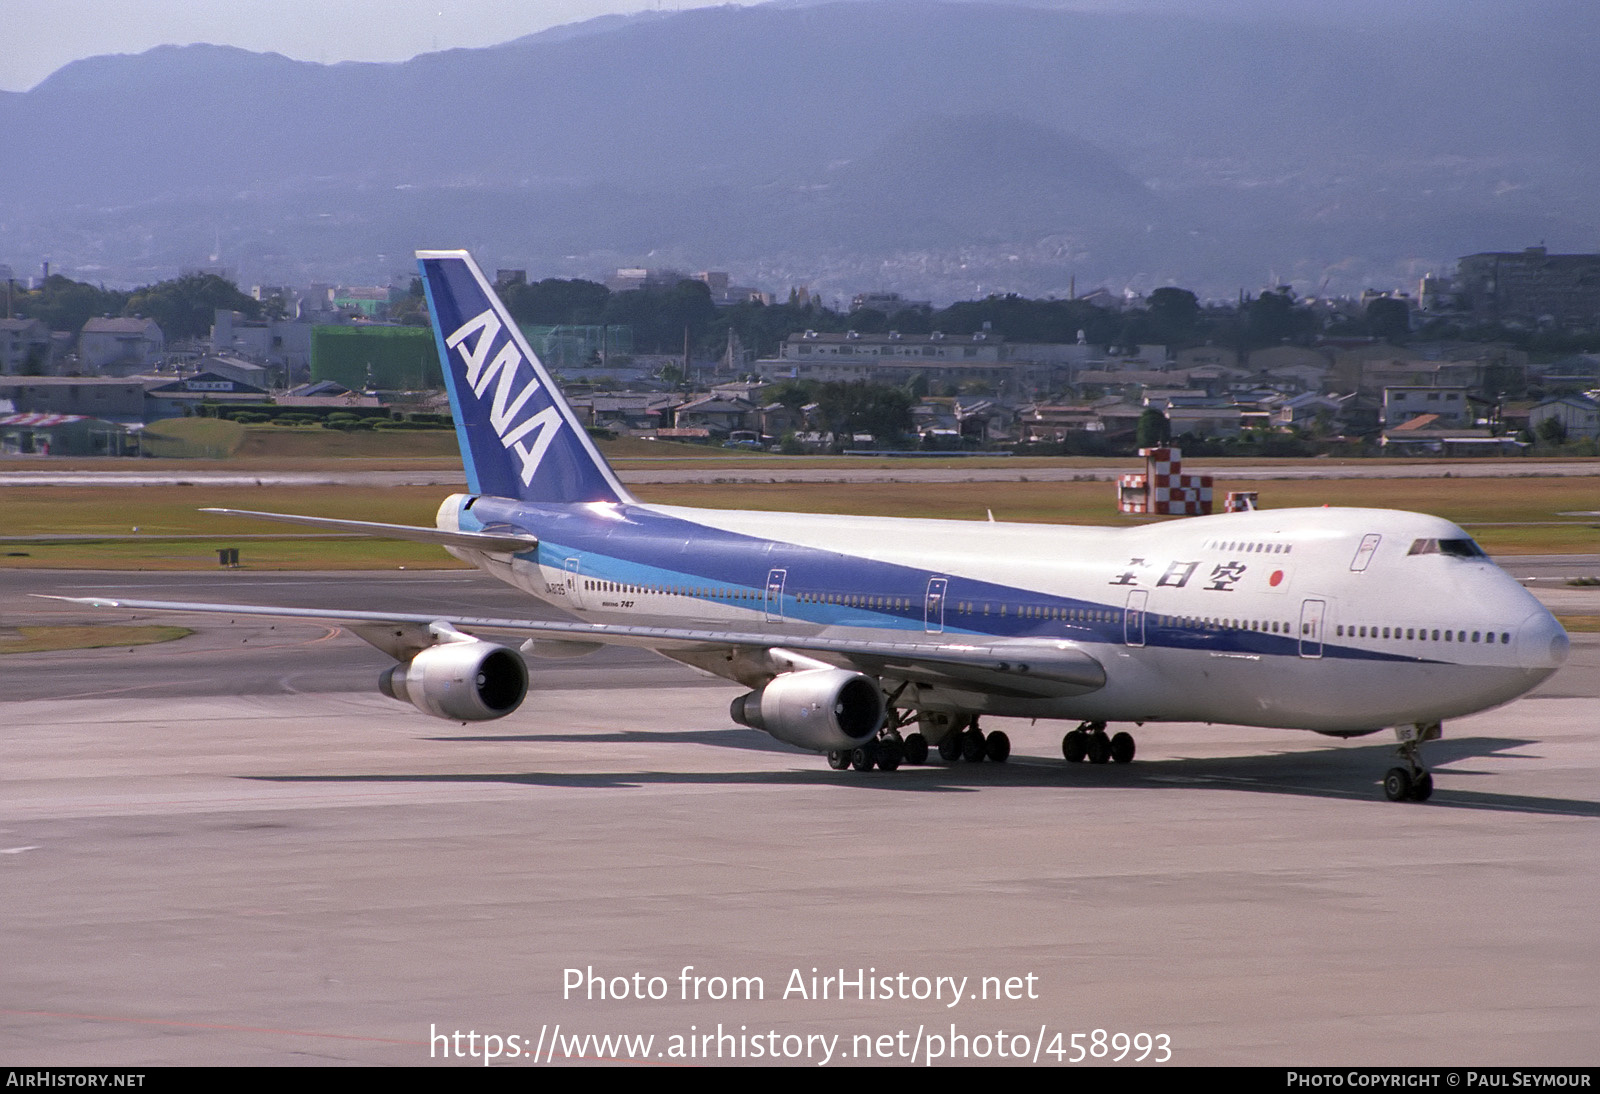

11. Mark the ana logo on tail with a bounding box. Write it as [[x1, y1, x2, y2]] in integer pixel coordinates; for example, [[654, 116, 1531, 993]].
[[418, 250, 629, 505], [445, 307, 563, 487]]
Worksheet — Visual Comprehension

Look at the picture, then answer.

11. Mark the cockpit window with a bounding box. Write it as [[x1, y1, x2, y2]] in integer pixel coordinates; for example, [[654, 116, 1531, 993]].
[[1408, 537, 1487, 558]]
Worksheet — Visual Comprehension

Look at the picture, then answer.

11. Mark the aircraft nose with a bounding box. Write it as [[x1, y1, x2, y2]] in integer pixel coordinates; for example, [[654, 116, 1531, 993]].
[[1516, 609, 1571, 670]]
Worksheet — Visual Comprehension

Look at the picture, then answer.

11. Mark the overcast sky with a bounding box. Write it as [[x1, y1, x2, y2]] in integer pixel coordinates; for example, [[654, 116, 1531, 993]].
[[0, 0, 759, 92]]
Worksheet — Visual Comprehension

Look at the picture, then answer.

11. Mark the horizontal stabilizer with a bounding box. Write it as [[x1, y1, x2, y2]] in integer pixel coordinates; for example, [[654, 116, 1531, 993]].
[[199, 508, 538, 552]]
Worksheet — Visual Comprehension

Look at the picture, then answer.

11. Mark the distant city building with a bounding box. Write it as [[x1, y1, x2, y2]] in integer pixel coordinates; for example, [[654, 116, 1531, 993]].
[[522, 324, 634, 371], [0, 412, 133, 456], [333, 286, 391, 318], [673, 392, 757, 436], [311, 325, 441, 391], [0, 377, 150, 424], [0, 318, 54, 375], [144, 371, 271, 418], [78, 317, 164, 375], [850, 291, 930, 314], [606, 267, 690, 292], [188, 354, 271, 389], [1528, 394, 1600, 441], [1451, 246, 1600, 326], [779, 329, 1005, 364], [1381, 386, 1472, 429], [697, 271, 769, 306], [211, 309, 313, 375]]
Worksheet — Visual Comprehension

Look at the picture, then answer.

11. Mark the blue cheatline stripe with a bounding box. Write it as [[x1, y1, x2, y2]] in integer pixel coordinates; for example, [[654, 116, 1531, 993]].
[[459, 497, 1427, 658], [457, 497, 1442, 662]]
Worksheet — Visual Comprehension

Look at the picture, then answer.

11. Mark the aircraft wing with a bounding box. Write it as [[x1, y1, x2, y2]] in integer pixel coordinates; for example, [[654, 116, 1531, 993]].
[[197, 508, 538, 553], [40, 595, 1106, 698]]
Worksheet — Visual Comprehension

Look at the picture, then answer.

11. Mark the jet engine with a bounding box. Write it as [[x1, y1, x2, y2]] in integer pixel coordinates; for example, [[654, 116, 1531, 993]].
[[730, 668, 884, 752], [379, 640, 528, 721]]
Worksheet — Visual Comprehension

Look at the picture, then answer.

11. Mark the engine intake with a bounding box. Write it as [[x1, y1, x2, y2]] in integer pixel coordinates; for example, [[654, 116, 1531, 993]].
[[730, 668, 884, 752], [379, 640, 528, 721]]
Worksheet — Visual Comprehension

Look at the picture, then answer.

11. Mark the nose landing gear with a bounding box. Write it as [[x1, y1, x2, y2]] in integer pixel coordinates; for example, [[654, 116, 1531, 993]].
[[1384, 721, 1440, 802]]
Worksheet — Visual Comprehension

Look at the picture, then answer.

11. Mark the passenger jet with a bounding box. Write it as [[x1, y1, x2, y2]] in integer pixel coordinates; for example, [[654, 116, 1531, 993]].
[[56, 250, 1571, 801]]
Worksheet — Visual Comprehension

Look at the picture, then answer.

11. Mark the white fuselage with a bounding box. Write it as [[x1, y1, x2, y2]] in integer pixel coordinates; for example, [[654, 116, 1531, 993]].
[[445, 497, 1569, 735]]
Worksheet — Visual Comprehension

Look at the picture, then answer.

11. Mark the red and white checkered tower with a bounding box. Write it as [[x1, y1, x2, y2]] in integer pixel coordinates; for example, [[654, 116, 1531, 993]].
[[1116, 446, 1213, 515]]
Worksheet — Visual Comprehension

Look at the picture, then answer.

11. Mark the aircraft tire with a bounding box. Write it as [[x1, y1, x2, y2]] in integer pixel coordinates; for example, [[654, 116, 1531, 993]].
[[1062, 730, 1088, 763], [985, 730, 1010, 763], [1087, 732, 1113, 765], [1110, 731, 1136, 764], [1383, 766, 1414, 802], [827, 750, 850, 770], [1409, 771, 1434, 801], [937, 733, 963, 763], [961, 728, 987, 763], [877, 739, 904, 771], [851, 745, 877, 772], [903, 732, 929, 765]]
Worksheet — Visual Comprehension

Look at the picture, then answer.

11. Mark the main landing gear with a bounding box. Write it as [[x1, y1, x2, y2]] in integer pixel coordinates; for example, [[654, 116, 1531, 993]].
[[1383, 721, 1440, 802], [1062, 722, 1136, 765], [823, 709, 1009, 772], [825, 712, 911, 773], [826, 731, 904, 773], [929, 715, 1008, 765]]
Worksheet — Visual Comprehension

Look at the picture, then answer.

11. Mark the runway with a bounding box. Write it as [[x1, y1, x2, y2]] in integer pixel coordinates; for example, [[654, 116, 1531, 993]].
[[2, 569, 1597, 1066]]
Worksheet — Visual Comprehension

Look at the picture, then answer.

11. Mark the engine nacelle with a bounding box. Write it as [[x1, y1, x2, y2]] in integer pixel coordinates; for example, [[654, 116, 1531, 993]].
[[379, 640, 528, 721], [730, 668, 884, 752]]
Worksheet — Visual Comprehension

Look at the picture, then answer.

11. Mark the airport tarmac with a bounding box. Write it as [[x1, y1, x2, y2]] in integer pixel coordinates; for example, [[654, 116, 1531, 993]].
[[2, 569, 1597, 1066]]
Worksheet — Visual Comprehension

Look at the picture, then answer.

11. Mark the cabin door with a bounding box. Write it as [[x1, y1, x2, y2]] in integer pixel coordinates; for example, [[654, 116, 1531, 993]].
[[1123, 589, 1148, 647], [924, 577, 948, 634], [563, 557, 586, 610], [764, 568, 787, 623], [1350, 533, 1381, 572], [1298, 598, 1326, 658]]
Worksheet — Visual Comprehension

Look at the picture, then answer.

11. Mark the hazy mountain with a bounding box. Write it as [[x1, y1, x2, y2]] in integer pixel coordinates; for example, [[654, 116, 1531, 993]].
[[3, 0, 1597, 299]]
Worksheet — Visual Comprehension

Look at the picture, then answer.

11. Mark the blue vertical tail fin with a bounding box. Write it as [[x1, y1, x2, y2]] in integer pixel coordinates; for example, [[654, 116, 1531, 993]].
[[417, 249, 632, 505]]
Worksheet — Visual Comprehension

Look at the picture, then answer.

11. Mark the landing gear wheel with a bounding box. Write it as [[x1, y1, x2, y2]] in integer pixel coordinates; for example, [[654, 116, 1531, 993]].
[[961, 727, 987, 763], [1383, 766, 1414, 802], [851, 744, 878, 772], [876, 739, 904, 772], [937, 733, 963, 762], [1062, 730, 1088, 763], [985, 730, 1011, 763], [827, 750, 850, 770], [1385, 721, 1441, 802], [1109, 731, 1136, 764], [1086, 731, 1113, 765], [902, 732, 929, 765]]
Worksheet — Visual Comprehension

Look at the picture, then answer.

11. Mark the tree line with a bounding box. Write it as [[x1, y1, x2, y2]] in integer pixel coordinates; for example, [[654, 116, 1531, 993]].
[[6, 273, 260, 341]]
